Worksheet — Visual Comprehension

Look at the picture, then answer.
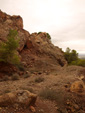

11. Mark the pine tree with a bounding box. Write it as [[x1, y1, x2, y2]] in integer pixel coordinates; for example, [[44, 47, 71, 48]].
[[0, 29, 20, 65]]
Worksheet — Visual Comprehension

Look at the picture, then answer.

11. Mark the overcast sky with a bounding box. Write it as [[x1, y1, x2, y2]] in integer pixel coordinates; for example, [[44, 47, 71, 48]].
[[0, 0, 85, 54]]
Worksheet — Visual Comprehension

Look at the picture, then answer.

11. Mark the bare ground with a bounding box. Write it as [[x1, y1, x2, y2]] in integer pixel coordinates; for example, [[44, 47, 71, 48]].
[[0, 66, 85, 113]]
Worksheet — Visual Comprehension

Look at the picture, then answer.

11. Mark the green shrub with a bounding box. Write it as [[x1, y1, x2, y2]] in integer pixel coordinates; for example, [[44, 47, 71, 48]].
[[0, 29, 20, 65], [38, 32, 51, 40], [71, 59, 85, 67], [38, 32, 42, 34], [77, 59, 85, 67], [35, 77, 44, 83], [46, 33, 51, 40], [39, 88, 57, 101], [64, 47, 78, 64]]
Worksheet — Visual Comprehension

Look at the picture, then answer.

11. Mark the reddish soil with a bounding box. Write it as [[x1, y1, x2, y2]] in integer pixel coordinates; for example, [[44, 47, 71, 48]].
[[0, 65, 85, 113]]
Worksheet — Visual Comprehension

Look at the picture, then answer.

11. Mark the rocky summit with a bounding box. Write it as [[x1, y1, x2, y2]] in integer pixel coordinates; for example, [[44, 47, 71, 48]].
[[0, 10, 67, 73]]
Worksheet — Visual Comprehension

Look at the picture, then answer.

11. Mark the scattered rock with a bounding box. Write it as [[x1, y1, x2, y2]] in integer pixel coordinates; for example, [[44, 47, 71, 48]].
[[70, 81, 85, 93], [39, 109, 44, 113], [0, 90, 37, 107], [29, 106, 36, 113]]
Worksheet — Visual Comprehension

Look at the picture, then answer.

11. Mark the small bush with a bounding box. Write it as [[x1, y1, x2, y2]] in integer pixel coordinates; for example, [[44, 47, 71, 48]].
[[77, 59, 85, 67], [24, 74, 31, 78], [46, 33, 51, 40], [38, 32, 42, 34], [12, 73, 19, 80], [71, 59, 85, 67], [2, 75, 9, 81], [35, 77, 44, 83], [4, 89, 11, 94], [17, 64, 25, 71], [39, 88, 57, 101]]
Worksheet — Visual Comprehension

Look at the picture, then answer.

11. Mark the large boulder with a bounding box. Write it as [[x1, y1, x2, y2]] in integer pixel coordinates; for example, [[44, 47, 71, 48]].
[[0, 90, 37, 107], [70, 81, 85, 93]]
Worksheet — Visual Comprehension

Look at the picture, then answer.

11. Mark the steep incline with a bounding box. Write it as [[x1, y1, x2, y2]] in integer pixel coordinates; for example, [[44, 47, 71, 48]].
[[0, 10, 67, 72]]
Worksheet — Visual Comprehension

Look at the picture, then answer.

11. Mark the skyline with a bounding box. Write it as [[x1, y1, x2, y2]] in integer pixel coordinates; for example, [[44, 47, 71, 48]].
[[0, 0, 85, 54]]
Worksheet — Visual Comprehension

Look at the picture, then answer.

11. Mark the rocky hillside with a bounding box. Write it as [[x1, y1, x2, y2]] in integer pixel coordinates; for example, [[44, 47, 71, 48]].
[[0, 10, 67, 73]]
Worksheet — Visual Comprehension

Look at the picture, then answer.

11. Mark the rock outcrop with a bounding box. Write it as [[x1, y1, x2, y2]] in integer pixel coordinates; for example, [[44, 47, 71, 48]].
[[0, 10, 67, 71], [26, 32, 67, 66], [70, 81, 85, 93], [0, 10, 30, 51], [0, 90, 37, 107]]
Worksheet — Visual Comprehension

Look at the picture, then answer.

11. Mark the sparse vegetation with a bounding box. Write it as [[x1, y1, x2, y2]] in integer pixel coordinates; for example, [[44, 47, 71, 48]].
[[21, 87, 34, 93], [35, 77, 44, 83], [39, 88, 57, 101], [12, 73, 20, 80], [71, 59, 85, 67], [17, 63, 25, 71], [38, 32, 51, 39], [24, 74, 31, 78], [2, 75, 9, 81], [46, 33, 51, 40], [38, 32, 42, 34], [0, 29, 20, 65], [4, 89, 11, 94]]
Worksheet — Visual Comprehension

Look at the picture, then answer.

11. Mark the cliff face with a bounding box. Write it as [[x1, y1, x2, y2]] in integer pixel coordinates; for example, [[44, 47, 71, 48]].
[[0, 10, 30, 51], [0, 10, 67, 72]]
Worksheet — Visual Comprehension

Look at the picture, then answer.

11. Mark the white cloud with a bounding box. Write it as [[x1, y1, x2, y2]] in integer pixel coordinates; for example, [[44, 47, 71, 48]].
[[0, 0, 85, 54]]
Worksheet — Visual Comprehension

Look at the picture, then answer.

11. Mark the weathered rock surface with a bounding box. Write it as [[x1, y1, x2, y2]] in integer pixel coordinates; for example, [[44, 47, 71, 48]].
[[70, 81, 85, 93], [0, 10, 30, 51], [26, 32, 67, 66], [0, 90, 37, 107]]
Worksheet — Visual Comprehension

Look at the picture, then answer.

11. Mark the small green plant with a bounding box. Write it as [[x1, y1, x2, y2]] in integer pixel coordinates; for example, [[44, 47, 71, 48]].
[[64, 47, 78, 64], [0, 29, 20, 65], [39, 88, 57, 101], [35, 77, 44, 83], [38, 32, 42, 34], [12, 73, 20, 80], [46, 33, 51, 40]]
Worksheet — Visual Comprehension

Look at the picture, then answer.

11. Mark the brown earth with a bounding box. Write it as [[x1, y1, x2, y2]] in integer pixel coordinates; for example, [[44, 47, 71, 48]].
[[0, 65, 85, 113]]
